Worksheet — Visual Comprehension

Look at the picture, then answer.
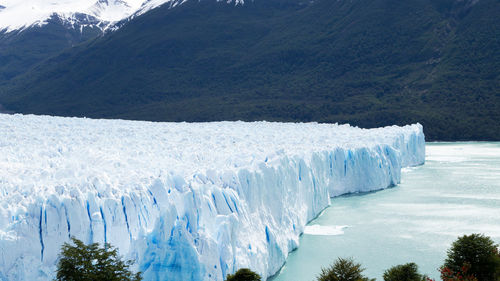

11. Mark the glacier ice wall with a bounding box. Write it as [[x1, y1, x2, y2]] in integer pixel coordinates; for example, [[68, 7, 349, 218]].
[[0, 114, 425, 281]]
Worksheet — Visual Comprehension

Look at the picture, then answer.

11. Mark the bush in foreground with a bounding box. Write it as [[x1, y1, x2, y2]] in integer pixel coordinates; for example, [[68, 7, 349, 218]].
[[225, 268, 261, 281], [439, 263, 478, 281], [55, 238, 142, 281], [317, 257, 374, 281], [383, 263, 427, 281], [443, 234, 500, 281]]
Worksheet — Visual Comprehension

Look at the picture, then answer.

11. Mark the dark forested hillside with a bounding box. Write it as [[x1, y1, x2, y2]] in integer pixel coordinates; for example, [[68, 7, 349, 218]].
[[0, 15, 103, 83], [0, 0, 498, 140]]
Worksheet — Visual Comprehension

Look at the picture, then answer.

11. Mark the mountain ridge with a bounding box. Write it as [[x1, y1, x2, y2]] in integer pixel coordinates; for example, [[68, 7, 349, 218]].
[[0, 0, 165, 33], [0, 0, 498, 141]]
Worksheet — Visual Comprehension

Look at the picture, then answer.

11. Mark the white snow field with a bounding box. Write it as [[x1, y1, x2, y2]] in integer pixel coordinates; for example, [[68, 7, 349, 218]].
[[0, 0, 201, 33], [0, 114, 425, 281]]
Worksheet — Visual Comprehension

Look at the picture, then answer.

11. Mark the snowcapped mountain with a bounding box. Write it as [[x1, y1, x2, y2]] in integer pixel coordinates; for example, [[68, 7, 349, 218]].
[[0, 0, 186, 82], [0, 0, 184, 33], [0, 0, 497, 140]]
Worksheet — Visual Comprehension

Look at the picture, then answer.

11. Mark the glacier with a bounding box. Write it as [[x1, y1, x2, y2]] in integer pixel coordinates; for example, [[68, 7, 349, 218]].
[[0, 114, 425, 281]]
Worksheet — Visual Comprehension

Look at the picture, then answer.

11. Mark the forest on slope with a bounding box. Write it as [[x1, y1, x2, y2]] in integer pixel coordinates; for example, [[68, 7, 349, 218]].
[[0, 0, 498, 140]]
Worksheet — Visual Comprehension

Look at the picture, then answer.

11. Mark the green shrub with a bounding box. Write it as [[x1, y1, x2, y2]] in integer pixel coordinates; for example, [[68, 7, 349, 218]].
[[443, 233, 500, 281], [383, 263, 427, 281], [225, 268, 261, 281], [317, 257, 374, 281], [55, 238, 142, 281]]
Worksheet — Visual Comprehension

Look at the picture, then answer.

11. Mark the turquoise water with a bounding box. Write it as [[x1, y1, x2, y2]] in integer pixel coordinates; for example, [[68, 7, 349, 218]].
[[270, 142, 500, 281]]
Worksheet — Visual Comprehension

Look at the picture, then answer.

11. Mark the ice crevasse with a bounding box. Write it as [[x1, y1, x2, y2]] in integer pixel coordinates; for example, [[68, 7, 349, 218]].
[[0, 114, 425, 281]]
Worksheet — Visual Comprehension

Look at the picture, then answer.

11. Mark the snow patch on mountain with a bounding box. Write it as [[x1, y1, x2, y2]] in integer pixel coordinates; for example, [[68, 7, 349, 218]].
[[0, 0, 166, 32], [0, 114, 425, 280], [0, 0, 248, 32]]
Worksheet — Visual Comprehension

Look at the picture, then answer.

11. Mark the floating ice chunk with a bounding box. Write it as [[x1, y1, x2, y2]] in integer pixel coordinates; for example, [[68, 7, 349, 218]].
[[303, 225, 349, 236]]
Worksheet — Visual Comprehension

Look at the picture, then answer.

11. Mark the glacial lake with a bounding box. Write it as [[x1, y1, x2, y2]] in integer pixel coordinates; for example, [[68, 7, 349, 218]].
[[270, 142, 500, 281]]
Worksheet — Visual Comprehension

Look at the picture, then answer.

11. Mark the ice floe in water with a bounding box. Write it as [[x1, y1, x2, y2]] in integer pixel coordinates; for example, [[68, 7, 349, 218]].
[[303, 225, 349, 236]]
